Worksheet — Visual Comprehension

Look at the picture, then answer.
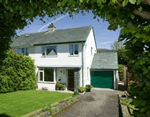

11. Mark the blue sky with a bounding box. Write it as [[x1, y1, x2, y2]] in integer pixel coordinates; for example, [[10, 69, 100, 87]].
[[17, 12, 120, 49]]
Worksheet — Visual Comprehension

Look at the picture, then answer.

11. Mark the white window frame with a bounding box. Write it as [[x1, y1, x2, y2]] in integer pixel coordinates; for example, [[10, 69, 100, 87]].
[[69, 44, 79, 55], [38, 68, 56, 83], [42, 45, 57, 56]]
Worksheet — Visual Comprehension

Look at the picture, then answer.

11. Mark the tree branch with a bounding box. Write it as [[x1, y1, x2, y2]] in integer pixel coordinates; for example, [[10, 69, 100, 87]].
[[117, 1, 150, 20]]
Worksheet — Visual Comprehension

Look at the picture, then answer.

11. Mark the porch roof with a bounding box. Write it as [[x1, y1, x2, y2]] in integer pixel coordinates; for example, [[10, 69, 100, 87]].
[[37, 65, 81, 68]]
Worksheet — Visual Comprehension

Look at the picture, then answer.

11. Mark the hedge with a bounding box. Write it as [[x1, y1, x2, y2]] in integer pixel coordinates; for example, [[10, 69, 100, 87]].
[[0, 50, 37, 93], [118, 64, 124, 81]]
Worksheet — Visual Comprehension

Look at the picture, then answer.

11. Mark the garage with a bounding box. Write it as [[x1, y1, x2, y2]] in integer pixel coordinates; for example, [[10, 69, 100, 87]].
[[91, 71, 114, 89], [90, 52, 118, 89]]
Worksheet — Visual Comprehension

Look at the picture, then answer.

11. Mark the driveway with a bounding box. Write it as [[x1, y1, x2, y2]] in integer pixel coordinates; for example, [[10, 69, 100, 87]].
[[53, 88, 123, 117]]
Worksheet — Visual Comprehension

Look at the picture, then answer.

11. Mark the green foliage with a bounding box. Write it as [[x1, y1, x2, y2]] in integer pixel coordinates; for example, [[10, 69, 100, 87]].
[[1, 0, 150, 116], [117, 48, 128, 65], [118, 64, 124, 81], [56, 81, 65, 90], [85, 84, 93, 92], [78, 86, 85, 93], [120, 98, 137, 115], [0, 50, 37, 93], [73, 91, 79, 96]]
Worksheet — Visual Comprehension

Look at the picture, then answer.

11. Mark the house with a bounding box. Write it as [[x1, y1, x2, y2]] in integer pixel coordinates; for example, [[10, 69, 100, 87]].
[[11, 23, 119, 91]]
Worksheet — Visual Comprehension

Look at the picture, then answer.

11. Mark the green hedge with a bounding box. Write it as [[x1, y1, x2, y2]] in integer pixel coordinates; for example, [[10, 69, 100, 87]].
[[118, 64, 124, 81], [0, 50, 37, 93]]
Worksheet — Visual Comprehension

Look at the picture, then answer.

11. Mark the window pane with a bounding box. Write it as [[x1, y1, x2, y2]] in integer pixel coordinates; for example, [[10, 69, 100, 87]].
[[17, 48, 22, 53], [42, 47, 45, 56], [26, 48, 29, 56], [74, 44, 79, 55], [22, 48, 24, 54], [40, 72, 43, 81], [44, 68, 54, 82], [69, 44, 73, 55], [46, 46, 57, 55]]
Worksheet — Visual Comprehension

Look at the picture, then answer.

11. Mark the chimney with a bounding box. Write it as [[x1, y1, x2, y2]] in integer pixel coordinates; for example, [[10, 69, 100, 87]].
[[48, 23, 56, 32]]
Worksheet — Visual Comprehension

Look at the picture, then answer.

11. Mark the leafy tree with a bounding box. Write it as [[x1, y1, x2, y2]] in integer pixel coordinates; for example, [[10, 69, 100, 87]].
[[111, 41, 124, 51], [1, 0, 150, 116]]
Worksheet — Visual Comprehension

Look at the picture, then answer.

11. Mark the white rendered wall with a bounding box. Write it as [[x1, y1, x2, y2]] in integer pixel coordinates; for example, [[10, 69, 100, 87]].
[[57, 68, 68, 90], [38, 82, 55, 91], [83, 28, 97, 86], [34, 43, 82, 67]]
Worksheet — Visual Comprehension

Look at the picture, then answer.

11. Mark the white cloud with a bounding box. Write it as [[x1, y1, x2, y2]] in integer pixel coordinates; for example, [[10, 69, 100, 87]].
[[99, 41, 114, 44]]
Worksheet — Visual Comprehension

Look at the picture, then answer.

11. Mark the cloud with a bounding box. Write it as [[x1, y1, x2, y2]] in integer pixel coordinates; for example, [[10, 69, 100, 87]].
[[38, 14, 68, 32], [99, 41, 114, 44]]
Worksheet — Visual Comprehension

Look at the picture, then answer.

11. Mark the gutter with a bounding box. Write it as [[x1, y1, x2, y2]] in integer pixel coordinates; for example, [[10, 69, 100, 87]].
[[82, 42, 84, 87]]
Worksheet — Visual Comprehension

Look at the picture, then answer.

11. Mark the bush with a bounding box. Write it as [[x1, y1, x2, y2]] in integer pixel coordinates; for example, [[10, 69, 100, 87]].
[[85, 84, 93, 92], [56, 81, 65, 90], [73, 91, 79, 96], [118, 64, 124, 81], [0, 50, 37, 93], [78, 87, 85, 93]]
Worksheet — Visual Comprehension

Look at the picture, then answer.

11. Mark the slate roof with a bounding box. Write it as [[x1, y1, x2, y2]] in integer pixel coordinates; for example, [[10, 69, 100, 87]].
[[11, 26, 92, 47], [91, 52, 118, 70]]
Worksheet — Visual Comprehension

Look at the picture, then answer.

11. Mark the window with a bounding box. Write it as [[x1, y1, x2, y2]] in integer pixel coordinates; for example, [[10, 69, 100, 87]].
[[42, 46, 57, 56], [69, 44, 79, 55], [91, 47, 93, 56], [44, 68, 54, 82], [17, 48, 29, 56], [38, 68, 54, 82]]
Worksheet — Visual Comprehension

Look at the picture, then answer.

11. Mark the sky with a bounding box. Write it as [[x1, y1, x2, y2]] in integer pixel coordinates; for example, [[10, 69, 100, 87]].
[[16, 11, 120, 49]]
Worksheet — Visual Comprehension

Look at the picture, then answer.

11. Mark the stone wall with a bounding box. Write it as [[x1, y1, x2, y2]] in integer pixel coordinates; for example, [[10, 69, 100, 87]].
[[74, 69, 80, 91]]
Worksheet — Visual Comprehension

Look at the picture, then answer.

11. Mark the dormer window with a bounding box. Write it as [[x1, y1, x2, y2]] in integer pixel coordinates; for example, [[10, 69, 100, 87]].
[[69, 44, 79, 55], [42, 46, 57, 56], [17, 48, 29, 56]]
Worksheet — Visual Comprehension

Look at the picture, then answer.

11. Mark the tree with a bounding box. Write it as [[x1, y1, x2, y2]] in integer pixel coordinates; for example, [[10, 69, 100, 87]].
[[111, 41, 124, 51], [1, 0, 150, 116]]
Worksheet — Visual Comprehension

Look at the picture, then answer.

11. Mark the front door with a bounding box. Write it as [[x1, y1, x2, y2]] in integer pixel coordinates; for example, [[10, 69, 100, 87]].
[[68, 70, 74, 91]]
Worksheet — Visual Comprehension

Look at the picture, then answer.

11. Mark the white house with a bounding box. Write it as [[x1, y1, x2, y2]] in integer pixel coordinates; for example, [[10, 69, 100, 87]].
[[11, 24, 119, 91]]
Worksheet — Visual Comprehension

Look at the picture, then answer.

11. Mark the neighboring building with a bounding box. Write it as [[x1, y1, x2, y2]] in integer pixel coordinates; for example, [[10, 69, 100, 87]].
[[11, 24, 119, 91]]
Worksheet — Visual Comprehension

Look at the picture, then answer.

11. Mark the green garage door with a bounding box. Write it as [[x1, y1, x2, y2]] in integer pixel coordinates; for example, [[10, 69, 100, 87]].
[[91, 71, 114, 89]]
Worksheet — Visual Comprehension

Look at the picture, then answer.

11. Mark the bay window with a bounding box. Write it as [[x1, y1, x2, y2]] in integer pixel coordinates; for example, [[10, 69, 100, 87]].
[[38, 68, 55, 82]]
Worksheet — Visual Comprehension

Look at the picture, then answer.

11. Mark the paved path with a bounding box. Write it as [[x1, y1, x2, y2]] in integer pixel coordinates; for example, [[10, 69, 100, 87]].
[[53, 88, 123, 117]]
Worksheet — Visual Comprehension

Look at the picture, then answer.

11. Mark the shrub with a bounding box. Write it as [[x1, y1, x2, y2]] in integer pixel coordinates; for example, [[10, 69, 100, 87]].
[[78, 87, 85, 93], [73, 91, 79, 96], [56, 81, 65, 90], [85, 84, 93, 92], [118, 64, 124, 81], [0, 50, 37, 93]]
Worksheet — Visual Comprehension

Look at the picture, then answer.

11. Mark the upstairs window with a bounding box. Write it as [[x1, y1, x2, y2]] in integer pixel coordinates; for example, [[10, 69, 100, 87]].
[[42, 46, 57, 56], [17, 48, 29, 56], [69, 44, 79, 55]]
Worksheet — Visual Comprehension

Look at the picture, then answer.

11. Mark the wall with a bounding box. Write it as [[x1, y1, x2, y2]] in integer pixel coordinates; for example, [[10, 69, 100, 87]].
[[83, 28, 97, 86], [38, 82, 56, 91], [57, 68, 68, 90], [34, 43, 82, 67]]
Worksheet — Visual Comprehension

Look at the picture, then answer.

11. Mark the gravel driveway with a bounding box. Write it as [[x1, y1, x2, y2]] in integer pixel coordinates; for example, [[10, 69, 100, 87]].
[[53, 88, 123, 117]]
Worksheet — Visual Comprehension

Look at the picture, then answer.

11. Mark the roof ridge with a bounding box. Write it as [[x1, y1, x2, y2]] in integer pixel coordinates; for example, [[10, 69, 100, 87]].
[[19, 25, 92, 36]]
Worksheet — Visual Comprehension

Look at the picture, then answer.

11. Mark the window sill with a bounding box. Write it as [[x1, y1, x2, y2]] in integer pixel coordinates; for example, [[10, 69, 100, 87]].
[[41, 55, 57, 58], [68, 55, 79, 57], [38, 81, 55, 84]]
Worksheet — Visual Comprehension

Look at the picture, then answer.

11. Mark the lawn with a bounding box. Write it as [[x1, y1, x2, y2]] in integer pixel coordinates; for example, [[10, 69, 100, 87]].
[[0, 90, 72, 117]]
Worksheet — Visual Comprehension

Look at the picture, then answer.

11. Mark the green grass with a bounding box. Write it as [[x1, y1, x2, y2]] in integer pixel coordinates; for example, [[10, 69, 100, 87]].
[[0, 90, 72, 117]]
